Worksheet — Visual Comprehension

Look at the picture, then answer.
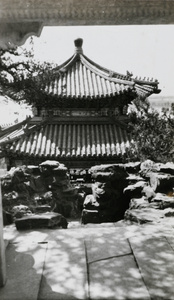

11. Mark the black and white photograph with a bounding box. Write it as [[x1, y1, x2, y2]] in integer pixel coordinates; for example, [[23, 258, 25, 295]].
[[1, 1, 174, 300]]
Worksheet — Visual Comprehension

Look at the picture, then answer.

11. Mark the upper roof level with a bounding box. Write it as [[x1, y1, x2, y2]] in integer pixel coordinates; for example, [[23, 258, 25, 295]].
[[41, 38, 160, 101]]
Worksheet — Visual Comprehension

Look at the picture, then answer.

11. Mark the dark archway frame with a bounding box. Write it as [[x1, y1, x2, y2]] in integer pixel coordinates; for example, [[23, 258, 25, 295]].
[[0, 0, 174, 48]]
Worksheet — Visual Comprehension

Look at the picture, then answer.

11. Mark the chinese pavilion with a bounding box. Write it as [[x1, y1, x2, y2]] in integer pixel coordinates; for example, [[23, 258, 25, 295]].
[[0, 38, 160, 170]]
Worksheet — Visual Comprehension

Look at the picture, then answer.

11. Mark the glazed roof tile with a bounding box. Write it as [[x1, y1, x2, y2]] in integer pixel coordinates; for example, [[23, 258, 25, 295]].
[[0, 119, 132, 159], [41, 38, 160, 99]]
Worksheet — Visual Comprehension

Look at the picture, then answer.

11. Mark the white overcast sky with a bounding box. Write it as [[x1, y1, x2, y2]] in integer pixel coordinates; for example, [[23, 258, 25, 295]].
[[24, 25, 174, 98]]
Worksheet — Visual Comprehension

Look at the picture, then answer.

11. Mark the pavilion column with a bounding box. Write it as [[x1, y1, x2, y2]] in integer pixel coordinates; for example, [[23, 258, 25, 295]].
[[0, 159, 7, 287], [0, 177, 6, 287]]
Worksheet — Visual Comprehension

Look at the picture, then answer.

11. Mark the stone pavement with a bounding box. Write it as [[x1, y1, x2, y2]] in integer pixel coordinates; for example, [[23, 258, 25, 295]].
[[1, 218, 174, 300]]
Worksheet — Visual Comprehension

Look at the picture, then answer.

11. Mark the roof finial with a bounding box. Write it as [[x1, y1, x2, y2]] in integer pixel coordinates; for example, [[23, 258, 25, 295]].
[[74, 38, 83, 54]]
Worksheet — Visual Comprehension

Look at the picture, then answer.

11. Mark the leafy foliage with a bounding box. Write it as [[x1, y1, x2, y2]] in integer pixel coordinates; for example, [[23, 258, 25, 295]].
[[0, 38, 57, 103], [126, 97, 174, 163]]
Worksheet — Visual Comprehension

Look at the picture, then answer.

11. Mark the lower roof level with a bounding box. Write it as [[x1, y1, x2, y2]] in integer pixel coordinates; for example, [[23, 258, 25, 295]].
[[0, 117, 132, 162]]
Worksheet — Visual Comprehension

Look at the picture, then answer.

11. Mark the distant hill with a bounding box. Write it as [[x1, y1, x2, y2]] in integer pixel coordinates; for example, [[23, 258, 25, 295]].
[[148, 96, 174, 112]]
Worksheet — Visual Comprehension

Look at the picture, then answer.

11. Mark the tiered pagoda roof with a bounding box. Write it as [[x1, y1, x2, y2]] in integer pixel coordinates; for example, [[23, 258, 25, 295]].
[[0, 118, 131, 160], [40, 38, 160, 101], [0, 38, 161, 165]]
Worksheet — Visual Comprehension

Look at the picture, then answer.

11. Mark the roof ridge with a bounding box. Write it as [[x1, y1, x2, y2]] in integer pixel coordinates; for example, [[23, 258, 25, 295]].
[[50, 44, 135, 86], [0, 117, 50, 146], [53, 54, 76, 73], [82, 54, 131, 80], [80, 54, 134, 86], [39, 39, 160, 99], [134, 77, 159, 85], [0, 118, 29, 137]]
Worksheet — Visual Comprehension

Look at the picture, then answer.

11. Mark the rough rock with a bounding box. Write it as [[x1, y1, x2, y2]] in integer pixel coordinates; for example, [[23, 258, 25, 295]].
[[12, 205, 32, 219], [129, 197, 160, 210], [82, 164, 131, 223], [124, 208, 164, 224], [82, 164, 129, 224], [90, 164, 119, 173], [90, 164, 128, 180], [39, 161, 67, 178], [3, 190, 18, 201], [126, 174, 144, 184], [123, 181, 147, 199], [30, 175, 47, 192], [2, 161, 80, 221], [11, 167, 30, 184], [156, 162, 174, 175], [120, 161, 141, 173], [52, 166, 68, 175], [81, 209, 99, 224], [140, 160, 160, 175], [1, 174, 13, 190], [82, 208, 120, 224], [83, 194, 99, 210], [3, 210, 13, 225], [129, 197, 150, 210], [149, 172, 174, 193], [34, 205, 52, 213], [25, 165, 41, 175], [15, 212, 68, 230], [91, 171, 119, 182], [142, 185, 156, 200], [39, 160, 60, 168], [164, 208, 174, 217], [92, 182, 119, 200], [151, 193, 174, 209], [124, 160, 174, 224]]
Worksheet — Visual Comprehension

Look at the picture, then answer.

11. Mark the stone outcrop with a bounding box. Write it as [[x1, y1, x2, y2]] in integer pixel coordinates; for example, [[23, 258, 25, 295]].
[[2, 160, 79, 228], [81, 164, 130, 224], [15, 212, 68, 230], [124, 160, 174, 224], [81, 160, 174, 225], [3, 159, 174, 227]]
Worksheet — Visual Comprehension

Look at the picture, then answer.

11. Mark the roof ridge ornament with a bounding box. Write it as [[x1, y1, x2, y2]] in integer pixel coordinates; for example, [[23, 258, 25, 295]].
[[74, 38, 83, 54]]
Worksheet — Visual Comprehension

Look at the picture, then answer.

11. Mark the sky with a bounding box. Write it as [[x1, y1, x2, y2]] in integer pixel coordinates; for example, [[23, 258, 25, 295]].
[[24, 25, 174, 98]]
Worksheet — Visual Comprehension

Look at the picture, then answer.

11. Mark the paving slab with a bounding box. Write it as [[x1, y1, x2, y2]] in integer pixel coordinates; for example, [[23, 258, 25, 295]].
[[89, 255, 150, 300], [2, 221, 174, 300], [85, 234, 132, 263], [3, 224, 50, 244], [0, 242, 47, 300], [38, 240, 88, 300], [129, 235, 174, 300], [165, 235, 174, 251], [4, 222, 168, 245]]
